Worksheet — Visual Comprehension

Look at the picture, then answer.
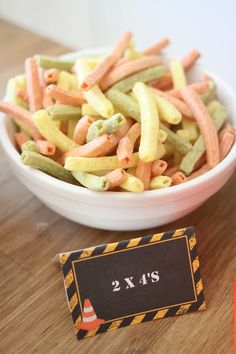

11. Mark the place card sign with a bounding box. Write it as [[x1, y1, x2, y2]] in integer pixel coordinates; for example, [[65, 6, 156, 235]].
[[59, 226, 206, 340]]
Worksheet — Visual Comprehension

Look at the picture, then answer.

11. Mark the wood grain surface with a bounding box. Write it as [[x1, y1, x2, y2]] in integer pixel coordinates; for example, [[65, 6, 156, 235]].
[[0, 19, 235, 354]]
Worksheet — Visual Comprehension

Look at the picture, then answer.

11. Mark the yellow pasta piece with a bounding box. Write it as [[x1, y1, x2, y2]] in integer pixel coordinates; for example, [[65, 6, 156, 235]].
[[57, 71, 71, 90], [176, 129, 190, 142], [156, 143, 166, 159], [81, 103, 100, 116], [170, 60, 187, 89], [75, 59, 114, 118], [64, 153, 139, 172], [69, 74, 78, 91], [133, 82, 159, 162], [120, 173, 144, 192], [67, 119, 78, 139], [6, 74, 28, 109], [150, 175, 172, 189], [33, 110, 77, 152], [158, 129, 168, 143], [152, 93, 182, 125], [182, 118, 199, 142]]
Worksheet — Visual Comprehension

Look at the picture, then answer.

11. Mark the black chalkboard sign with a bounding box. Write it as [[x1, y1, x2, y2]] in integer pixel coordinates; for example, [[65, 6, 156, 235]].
[[60, 227, 205, 340]]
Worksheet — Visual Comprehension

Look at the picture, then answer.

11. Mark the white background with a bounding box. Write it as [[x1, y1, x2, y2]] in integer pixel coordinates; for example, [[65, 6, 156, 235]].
[[0, 0, 235, 88]]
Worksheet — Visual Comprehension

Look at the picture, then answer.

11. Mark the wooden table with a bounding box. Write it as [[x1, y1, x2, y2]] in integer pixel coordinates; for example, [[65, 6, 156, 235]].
[[0, 19, 235, 354]]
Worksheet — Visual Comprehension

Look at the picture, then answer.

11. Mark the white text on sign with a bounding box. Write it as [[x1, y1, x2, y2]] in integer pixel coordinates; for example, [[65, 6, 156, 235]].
[[112, 271, 160, 292]]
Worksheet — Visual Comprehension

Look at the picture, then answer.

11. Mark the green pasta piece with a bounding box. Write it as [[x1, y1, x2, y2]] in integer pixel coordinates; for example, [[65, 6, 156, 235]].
[[106, 89, 141, 121], [21, 151, 77, 184], [86, 113, 126, 142], [200, 81, 216, 105], [103, 113, 126, 134], [47, 105, 81, 120], [34, 55, 75, 71], [160, 124, 192, 155], [180, 101, 228, 175], [86, 120, 106, 142], [21, 140, 38, 153], [72, 171, 109, 191], [110, 65, 165, 93], [106, 89, 192, 154]]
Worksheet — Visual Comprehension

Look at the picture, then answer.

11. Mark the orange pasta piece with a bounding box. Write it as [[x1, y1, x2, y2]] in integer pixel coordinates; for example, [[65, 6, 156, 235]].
[[0, 100, 37, 132], [100, 56, 162, 91], [63, 134, 113, 160], [187, 164, 209, 180], [112, 57, 129, 69], [143, 38, 170, 55], [117, 122, 141, 163], [73, 115, 94, 145], [171, 171, 187, 185], [100, 118, 134, 156], [60, 120, 68, 135], [181, 49, 201, 70], [167, 82, 209, 99], [25, 57, 43, 112], [151, 159, 168, 177], [106, 168, 128, 189], [218, 123, 235, 140], [136, 160, 152, 191], [219, 130, 235, 161], [80, 32, 132, 91], [38, 67, 54, 109], [151, 73, 173, 91], [181, 87, 219, 168], [36, 140, 56, 156], [151, 88, 192, 118], [44, 69, 59, 85], [165, 165, 180, 177], [14, 132, 30, 149], [46, 85, 85, 106], [16, 88, 28, 103]]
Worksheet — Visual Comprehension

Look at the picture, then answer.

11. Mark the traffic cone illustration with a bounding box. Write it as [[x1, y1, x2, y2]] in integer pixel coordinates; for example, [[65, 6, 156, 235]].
[[78, 298, 104, 331]]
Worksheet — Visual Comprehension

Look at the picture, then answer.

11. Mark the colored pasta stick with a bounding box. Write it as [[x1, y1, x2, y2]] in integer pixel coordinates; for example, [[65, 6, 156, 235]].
[[33, 110, 77, 152], [21, 140, 38, 153], [120, 173, 144, 192], [150, 175, 172, 189], [180, 101, 228, 174], [47, 104, 81, 120], [36, 140, 56, 156], [153, 93, 182, 125], [135, 160, 152, 190], [80, 32, 132, 90], [150, 88, 192, 118], [73, 115, 94, 145], [81, 103, 99, 116], [110, 66, 165, 93], [6, 74, 28, 109], [67, 119, 78, 140], [21, 151, 77, 184], [151, 160, 168, 177], [167, 82, 209, 99], [181, 87, 220, 168], [133, 82, 159, 162], [75, 59, 114, 118], [158, 129, 167, 143], [160, 124, 192, 155], [143, 38, 170, 55], [170, 60, 187, 89], [100, 56, 162, 91], [46, 85, 85, 106], [57, 71, 71, 90], [65, 134, 113, 158], [72, 171, 109, 191], [86, 113, 126, 142], [171, 171, 187, 185], [25, 57, 43, 112], [44, 69, 59, 84], [34, 55, 75, 71], [182, 119, 199, 142], [117, 122, 141, 163], [181, 49, 201, 70], [64, 152, 139, 172], [106, 168, 127, 189]]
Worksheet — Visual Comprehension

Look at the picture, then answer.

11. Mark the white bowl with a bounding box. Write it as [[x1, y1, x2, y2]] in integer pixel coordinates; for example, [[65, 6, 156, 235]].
[[1, 49, 236, 231]]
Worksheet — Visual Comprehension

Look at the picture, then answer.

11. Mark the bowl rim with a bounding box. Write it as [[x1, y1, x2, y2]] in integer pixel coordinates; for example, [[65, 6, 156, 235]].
[[0, 48, 236, 201]]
